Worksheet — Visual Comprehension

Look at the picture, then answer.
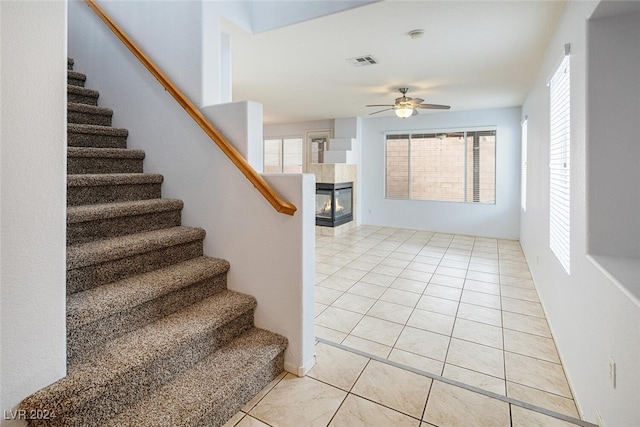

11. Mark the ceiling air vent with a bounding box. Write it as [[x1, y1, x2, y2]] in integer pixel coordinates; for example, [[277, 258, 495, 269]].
[[346, 55, 378, 67]]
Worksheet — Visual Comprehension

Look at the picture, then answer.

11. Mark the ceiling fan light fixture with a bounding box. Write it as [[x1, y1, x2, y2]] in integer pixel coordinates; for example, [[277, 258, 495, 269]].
[[366, 88, 450, 117], [395, 107, 413, 118]]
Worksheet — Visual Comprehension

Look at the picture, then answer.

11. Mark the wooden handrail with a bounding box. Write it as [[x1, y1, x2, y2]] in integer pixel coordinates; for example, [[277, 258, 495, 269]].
[[84, 0, 297, 216]]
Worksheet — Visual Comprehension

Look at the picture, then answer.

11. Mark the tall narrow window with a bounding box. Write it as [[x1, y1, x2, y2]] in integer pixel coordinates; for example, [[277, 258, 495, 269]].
[[549, 47, 571, 274], [521, 118, 528, 211]]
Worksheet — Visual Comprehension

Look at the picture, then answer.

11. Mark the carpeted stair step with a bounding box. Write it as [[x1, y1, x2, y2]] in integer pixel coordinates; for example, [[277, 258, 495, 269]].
[[68, 102, 113, 126], [67, 173, 163, 206], [21, 58, 289, 427], [68, 69, 86, 87], [67, 256, 231, 365], [67, 226, 206, 294], [68, 123, 128, 149], [104, 328, 288, 427], [67, 146, 145, 175], [68, 84, 99, 105], [20, 290, 258, 427], [67, 198, 183, 245]]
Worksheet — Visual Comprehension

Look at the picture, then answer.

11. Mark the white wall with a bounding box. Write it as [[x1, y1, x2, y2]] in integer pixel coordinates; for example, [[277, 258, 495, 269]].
[[250, 0, 375, 33], [361, 107, 521, 239], [520, 1, 640, 426], [587, 10, 640, 260], [334, 117, 363, 224], [203, 0, 253, 105], [203, 101, 265, 171], [264, 119, 335, 140], [81, 0, 204, 105], [0, 1, 67, 424]]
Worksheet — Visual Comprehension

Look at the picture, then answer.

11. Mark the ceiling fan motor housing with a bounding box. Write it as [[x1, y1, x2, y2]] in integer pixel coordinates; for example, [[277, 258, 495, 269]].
[[365, 87, 450, 116]]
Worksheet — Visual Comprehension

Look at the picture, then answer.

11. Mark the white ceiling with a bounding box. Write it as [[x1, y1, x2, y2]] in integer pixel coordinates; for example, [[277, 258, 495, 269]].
[[222, 0, 566, 125]]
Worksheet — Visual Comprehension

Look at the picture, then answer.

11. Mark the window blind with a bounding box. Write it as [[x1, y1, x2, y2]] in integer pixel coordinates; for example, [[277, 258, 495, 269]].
[[384, 130, 496, 203], [263, 138, 303, 174], [549, 54, 571, 275], [521, 118, 528, 211]]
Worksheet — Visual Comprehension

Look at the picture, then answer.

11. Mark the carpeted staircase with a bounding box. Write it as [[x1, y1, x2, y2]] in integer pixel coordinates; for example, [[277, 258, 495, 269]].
[[19, 58, 288, 426]]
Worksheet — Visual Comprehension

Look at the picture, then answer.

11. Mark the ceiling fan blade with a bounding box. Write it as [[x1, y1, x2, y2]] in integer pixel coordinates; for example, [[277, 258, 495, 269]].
[[366, 104, 394, 107], [369, 108, 393, 115], [412, 109, 419, 116], [407, 98, 424, 105], [417, 103, 451, 110]]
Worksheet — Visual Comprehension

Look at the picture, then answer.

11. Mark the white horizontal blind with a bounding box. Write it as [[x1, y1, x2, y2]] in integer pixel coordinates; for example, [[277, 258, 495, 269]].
[[549, 54, 571, 274], [282, 138, 303, 173], [264, 139, 282, 174], [263, 138, 303, 174], [521, 118, 528, 211], [384, 130, 496, 204]]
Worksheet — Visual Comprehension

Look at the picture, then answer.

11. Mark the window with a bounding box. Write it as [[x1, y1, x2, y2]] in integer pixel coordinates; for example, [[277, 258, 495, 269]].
[[549, 51, 571, 274], [521, 118, 528, 211], [385, 130, 496, 203], [263, 138, 303, 173]]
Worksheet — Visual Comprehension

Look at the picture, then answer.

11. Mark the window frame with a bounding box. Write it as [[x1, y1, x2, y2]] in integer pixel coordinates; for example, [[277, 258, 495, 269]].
[[384, 127, 497, 204]]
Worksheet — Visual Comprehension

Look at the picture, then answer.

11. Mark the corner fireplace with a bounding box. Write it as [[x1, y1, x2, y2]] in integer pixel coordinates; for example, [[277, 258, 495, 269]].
[[316, 182, 353, 227]]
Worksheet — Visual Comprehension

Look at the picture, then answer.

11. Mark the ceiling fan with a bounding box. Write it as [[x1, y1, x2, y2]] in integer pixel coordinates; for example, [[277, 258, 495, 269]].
[[366, 88, 450, 118]]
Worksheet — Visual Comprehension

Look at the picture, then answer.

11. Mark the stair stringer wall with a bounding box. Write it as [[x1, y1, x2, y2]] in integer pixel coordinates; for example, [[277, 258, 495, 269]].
[[0, 2, 68, 422], [68, 0, 316, 376]]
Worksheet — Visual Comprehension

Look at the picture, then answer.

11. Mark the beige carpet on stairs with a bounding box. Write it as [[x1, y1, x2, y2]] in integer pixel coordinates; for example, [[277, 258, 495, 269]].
[[19, 57, 287, 427]]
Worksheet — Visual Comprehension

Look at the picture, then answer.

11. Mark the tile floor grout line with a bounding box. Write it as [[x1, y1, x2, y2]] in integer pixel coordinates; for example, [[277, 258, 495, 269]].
[[320, 286, 564, 350], [509, 401, 514, 427], [239, 372, 287, 419], [323, 391, 350, 427], [316, 337, 597, 427], [319, 228, 581, 422], [498, 239, 510, 401], [342, 362, 426, 425]]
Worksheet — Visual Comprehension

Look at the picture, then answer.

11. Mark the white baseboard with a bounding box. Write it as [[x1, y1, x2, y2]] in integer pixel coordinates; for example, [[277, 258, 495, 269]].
[[284, 354, 316, 378]]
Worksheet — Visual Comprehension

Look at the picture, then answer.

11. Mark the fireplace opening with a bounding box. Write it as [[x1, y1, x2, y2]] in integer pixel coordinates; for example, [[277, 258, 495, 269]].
[[316, 182, 353, 227]]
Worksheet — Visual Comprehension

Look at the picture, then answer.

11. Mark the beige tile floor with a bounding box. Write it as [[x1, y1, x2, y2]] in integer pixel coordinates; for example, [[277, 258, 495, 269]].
[[313, 226, 584, 422], [224, 225, 598, 427], [224, 341, 594, 427]]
